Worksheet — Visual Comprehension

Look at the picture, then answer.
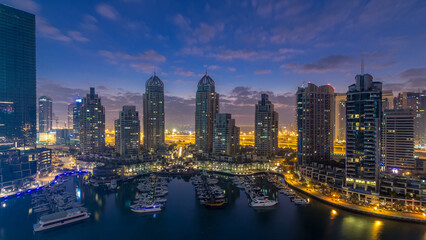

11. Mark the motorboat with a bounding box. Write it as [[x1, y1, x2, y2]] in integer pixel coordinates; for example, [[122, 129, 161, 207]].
[[131, 204, 163, 213], [249, 198, 278, 208]]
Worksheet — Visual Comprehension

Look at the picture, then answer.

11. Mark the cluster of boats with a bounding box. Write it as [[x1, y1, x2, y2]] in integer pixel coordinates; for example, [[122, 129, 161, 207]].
[[131, 175, 169, 213], [31, 179, 84, 214], [271, 176, 309, 205], [32, 176, 90, 232], [191, 175, 227, 208], [238, 176, 278, 208]]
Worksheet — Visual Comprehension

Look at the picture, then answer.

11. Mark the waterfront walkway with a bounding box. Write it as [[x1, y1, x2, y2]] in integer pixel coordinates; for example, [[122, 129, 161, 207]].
[[285, 178, 426, 224]]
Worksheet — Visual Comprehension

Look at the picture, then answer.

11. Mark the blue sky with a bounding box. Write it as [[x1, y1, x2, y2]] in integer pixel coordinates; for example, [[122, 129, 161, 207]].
[[2, 0, 426, 130]]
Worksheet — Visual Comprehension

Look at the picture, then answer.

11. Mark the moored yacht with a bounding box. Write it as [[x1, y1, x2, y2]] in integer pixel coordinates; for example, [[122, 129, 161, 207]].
[[33, 208, 90, 232], [249, 197, 278, 208], [131, 204, 163, 213]]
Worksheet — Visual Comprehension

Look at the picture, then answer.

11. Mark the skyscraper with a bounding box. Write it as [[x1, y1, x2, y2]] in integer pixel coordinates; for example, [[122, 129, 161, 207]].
[[38, 96, 53, 133], [382, 109, 415, 172], [213, 113, 240, 155], [115, 106, 140, 157], [334, 93, 346, 142], [345, 73, 382, 192], [195, 73, 219, 153], [382, 90, 394, 111], [0, 4, 36, 147], [396, 91, 426, 146], [143, 74, 165, 150], [255, 94, 278, 157], [297, 83, 334, 166], [72, 98, 83, 136], [67, 104, 73, 129], [80, 88, 105, 154]]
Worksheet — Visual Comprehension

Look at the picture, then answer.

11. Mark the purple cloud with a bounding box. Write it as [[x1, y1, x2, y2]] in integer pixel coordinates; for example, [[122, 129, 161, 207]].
[[96, 4, 119, 20], [80, 14, 98, 31], [174, 68, 195, 77], [173, 13, 224, 44], [254, 69, 271, 75], [282, 55, 355, 73], [130, 63, 157, 73], [67, 31, 89, 42], [37, 17, 72, 42], [399, 68, 426, 78]]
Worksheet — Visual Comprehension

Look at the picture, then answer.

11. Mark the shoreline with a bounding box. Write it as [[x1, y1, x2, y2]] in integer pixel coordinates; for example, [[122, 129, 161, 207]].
[[4, 168, 425, 224], [285, 179, 426, 225]]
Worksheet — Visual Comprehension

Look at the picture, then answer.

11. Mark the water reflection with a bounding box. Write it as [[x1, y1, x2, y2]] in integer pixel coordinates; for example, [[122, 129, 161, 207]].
[[0, 175, 425, 240], [330, 209, 338, 220], [341, 216, 370, 239], [371, 220, 383, 240]]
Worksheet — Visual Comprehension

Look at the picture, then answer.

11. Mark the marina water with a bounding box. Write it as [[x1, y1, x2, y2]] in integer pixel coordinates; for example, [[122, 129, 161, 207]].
[[0, 174, 425, 240]]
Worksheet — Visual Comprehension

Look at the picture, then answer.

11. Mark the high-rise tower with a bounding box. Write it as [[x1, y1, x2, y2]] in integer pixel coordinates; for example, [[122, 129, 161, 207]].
[[255, 94, 278, 156], [195, 73, 219, 153], [39, 96, 53, 133], [213, 113, 240, 155], [115, 106, 140, 157], [143, 74, 165, 150], [80, 88, 105, 154], [395, 91, 426, 146], [0, 4, 36, 147], [382, 109, 415, 172], [345, 73, 382, 192], [334, 93, 346, 142], [297, 83, 334, 166], [72, 98, 83, 137]]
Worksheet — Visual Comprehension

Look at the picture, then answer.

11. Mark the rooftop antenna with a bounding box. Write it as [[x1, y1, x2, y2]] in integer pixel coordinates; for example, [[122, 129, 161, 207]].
[[205, 68, 208, 75], [361, 54, 365, 74], [153, 67, 156, 76]]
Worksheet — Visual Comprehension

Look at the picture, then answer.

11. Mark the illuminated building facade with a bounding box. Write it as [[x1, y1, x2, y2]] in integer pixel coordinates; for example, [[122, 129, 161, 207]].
[[345, 73, 382, 192], [334, 93, 346, 142], [396, 91, 426, 146], [255, 94, 278, 156], [213, 113, 240, 155], [195, 74, 219, 153], [80, 88, 105, 154], [0, 4, 36, 147], [382, 109, 415, 171], [382, 90, 394, 111], [72, 98, 83, 137], [115, 106, 140, 157], [143, 74, 165, 150], [297, 83, 334, 166], [38, 96, 53, 133], [0, 149, 37, 191]]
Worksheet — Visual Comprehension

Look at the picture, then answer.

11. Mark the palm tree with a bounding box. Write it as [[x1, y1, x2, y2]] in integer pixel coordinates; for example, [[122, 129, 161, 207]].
[[350, 193, 359, 204]]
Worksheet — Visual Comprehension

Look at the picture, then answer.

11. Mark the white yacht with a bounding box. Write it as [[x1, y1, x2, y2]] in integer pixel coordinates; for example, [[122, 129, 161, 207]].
[[293, 199, 309, 205], [33, 208, 90, 232], [131, 204, 163, 213], [249, 197, 278, 208], [109, 179, 118, 190]]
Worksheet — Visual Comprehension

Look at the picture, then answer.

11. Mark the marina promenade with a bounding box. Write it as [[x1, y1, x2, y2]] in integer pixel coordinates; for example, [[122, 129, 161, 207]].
[[285, 178, 426, 224]]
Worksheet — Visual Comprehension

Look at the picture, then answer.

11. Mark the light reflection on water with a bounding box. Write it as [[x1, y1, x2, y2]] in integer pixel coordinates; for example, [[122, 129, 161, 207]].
[[0, 175, 425, 240], [371, 220, 384, 240]]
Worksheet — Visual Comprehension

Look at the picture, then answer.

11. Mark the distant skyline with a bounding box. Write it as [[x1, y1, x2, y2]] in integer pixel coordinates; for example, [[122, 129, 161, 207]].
[[1, 0, 426, 130]]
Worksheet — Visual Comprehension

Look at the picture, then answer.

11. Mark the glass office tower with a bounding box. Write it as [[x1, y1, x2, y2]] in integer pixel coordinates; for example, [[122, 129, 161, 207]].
[[0, 4, 36, 147], [345, 73, 382, 192]]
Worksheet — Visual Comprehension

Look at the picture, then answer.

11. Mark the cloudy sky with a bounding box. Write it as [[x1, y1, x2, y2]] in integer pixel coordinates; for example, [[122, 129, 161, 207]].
[[2, 0, 426, 131]]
